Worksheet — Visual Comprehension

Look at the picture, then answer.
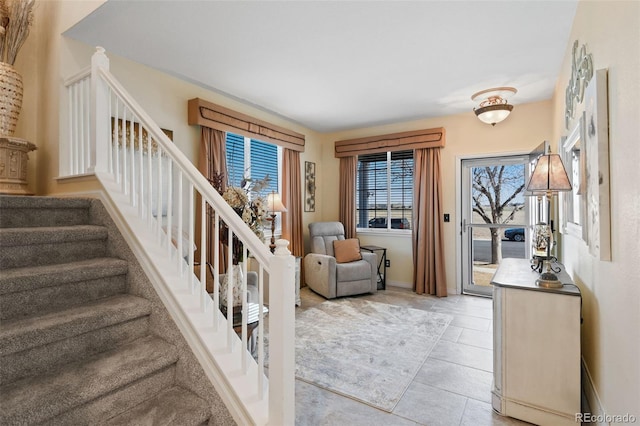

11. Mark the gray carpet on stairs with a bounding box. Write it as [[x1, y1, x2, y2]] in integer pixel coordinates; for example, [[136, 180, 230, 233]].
[[0, 196, 232, 425]]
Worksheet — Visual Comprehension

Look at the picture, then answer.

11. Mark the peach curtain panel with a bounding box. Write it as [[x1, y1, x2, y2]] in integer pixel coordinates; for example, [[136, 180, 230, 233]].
[[282, 149, 304, 257], [197, 127, 228, 270], [412, 148, 447, 297], [339, 156, 357, 239]]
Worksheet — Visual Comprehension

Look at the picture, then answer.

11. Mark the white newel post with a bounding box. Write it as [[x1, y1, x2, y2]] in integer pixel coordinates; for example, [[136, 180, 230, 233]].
[[268, 239, 296, 426], [91, 47, 110, 173]]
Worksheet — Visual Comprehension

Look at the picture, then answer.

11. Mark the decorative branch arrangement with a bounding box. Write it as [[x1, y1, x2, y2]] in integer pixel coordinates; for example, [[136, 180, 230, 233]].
[[0, 0, 35, 65]]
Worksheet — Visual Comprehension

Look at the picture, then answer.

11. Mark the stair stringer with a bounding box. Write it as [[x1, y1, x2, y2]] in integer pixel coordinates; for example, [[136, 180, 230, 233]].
[[76, 178, 269, 426]]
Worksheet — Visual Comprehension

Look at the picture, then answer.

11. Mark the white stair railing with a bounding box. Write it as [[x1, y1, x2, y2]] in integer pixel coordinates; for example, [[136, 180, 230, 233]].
[[64, 47, 295, 426]]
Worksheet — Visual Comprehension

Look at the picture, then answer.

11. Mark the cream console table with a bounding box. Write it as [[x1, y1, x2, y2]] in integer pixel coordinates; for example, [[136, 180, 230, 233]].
[[491, 258, 581, 426]]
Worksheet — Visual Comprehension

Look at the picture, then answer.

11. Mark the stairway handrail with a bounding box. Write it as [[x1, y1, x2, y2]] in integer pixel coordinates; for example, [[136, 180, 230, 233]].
[[79, 47, 295, 426], [93, 57, 272, 268]]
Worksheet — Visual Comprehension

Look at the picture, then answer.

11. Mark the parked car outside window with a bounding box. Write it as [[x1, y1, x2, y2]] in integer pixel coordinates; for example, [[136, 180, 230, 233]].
[[504, 228, 525, 242], [368, 217, 410, 230]]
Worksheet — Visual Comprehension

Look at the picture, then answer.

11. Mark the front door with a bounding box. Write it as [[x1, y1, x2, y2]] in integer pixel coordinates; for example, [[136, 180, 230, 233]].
[[461, 155, 532, 296]]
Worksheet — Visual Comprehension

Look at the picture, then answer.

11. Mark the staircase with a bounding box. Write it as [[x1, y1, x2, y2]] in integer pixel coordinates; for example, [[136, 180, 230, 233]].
[[0, 196, 213, 425]]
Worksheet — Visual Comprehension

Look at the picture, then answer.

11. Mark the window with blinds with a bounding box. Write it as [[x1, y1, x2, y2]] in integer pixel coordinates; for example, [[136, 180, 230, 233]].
[[356, 150, 413, 231], [225, 132, 279, 193]]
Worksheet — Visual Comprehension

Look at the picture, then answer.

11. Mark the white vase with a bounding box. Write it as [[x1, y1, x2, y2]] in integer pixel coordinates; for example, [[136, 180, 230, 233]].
[[220, 262, 244, 308]]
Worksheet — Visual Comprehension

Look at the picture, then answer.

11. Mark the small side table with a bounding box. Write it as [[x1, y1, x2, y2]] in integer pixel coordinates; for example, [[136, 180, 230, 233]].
[[360, 245, 387, 290]]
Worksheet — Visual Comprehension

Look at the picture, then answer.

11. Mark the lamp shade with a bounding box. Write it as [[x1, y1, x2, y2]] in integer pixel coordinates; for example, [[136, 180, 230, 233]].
[[526, 154, 572, 193], [267, 192, 287, 213]]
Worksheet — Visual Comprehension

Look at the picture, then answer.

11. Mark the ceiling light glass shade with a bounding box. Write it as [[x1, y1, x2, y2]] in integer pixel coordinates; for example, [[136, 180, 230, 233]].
[[525, 154, 572, 193], [474, 104, 513, 126], [471, 87, 517, 126]]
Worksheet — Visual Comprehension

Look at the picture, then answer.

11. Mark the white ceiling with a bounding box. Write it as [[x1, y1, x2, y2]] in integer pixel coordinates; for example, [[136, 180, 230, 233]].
[[64, 1, 578, 133]]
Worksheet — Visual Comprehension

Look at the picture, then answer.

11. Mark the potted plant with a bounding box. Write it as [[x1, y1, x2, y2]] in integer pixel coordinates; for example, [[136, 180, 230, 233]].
[[0, 0, 35, 136]]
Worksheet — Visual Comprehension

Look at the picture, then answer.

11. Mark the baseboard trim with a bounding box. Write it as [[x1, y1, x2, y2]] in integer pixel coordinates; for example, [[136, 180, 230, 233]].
[[581, 356, 607, 426], [387, 280, 412, 289]]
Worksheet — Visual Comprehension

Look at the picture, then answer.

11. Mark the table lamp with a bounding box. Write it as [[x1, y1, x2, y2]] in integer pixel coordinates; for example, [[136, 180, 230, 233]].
[[266, 192, 287, 253], [525, 153, 572, 288]]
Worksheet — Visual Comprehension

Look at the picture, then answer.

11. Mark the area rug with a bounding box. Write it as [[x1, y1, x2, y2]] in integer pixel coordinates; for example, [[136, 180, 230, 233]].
[[293, 299, 452, 412]]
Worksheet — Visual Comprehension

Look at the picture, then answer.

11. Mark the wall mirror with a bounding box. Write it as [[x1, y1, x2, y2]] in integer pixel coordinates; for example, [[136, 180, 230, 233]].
[[560, 112, 587, 241]]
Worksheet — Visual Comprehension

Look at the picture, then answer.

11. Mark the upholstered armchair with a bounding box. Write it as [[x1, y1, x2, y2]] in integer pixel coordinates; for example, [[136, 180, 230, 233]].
[[304, 222, 377, 299]]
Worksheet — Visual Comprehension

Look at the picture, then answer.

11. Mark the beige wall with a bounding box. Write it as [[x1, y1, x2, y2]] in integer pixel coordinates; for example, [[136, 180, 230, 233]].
[[14, 0, 107, 195], [552, 0, 640, 418], [322, 100, 552, 290], [18, 0, 639, 416], [16, 0, 325, 244]]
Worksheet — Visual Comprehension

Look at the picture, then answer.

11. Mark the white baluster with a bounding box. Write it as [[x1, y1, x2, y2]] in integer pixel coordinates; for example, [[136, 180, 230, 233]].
[[241, 246, 248, 373], [70, 84, 78, 175], [79, 80, 85, 173], [84, 78, 91, 171], [166, 161, 173, 257], [146, 132, 152, 224], [227, 234, 234, 351], [122, 107, 128, 194], [114, 100, 120, 182], [129, 115, 135, 205], [213, 212, 220, 331], [156, 150, 163, 242], [137, 122, 143, 217], [200, 198, 207, 311], [177, 170, 183, 275], [258, 264, 265, 399], [188, 183, 195, 292], [107, 89, 113, 174]]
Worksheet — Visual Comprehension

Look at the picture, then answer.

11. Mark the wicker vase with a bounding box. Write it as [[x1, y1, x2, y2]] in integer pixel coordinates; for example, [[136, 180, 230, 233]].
[[0, 62, 24, 137]]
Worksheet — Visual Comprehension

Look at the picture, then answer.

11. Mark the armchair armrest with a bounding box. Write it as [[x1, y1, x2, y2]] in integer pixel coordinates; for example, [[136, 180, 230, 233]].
[[304, 253, 337, 299]]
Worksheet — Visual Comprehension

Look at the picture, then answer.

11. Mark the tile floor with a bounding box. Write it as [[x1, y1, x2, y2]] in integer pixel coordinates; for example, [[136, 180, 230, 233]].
[[294, 286, 531, 426]]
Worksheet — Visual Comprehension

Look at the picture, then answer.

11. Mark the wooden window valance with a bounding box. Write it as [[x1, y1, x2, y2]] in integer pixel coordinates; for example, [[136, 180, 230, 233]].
[[188, 97, 305, 152], [334, 127, 445, 157]]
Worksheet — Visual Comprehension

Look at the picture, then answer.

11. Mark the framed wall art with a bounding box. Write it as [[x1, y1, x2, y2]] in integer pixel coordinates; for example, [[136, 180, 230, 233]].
[[583, 69, 611, 260], [305, 161, 316, 212]]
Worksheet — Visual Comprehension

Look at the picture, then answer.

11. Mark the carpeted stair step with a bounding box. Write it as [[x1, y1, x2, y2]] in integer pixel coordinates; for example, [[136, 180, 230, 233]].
[[0, 294, 151, 385], [0, 196, 91, 228], [0, 225, 108, 269], [0, 335, 179, 425], [104, 386, 212, 426], [0, 257, 129, 320]]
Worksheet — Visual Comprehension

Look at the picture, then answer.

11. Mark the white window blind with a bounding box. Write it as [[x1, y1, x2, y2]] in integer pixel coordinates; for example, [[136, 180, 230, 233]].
[[356, 150, 413, 230]]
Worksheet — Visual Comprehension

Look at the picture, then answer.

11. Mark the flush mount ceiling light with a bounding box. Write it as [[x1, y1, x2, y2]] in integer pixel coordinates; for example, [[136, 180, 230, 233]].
[[471, 87, 517, 126]]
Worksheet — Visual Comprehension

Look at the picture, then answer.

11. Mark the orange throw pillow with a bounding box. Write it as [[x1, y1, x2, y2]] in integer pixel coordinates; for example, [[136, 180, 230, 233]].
[[333, 238, 362, 263]]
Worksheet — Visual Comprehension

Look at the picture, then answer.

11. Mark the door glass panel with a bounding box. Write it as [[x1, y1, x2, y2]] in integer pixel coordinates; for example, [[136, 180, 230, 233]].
[[461, 156, 531, 296]]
